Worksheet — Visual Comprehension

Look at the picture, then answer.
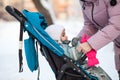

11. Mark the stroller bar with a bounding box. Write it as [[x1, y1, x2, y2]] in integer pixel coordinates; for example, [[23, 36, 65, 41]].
[[5, 5, 26, 72], [5, 5, 26, 22], [61, 56, 98, 80]]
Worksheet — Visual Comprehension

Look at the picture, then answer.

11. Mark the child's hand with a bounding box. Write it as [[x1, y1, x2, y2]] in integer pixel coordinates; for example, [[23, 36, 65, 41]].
[[71, 37, 79, 47], [77, 42, 92, 53]]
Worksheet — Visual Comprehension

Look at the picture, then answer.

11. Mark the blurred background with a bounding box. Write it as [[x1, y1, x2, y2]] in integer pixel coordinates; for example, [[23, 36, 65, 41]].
[[0, 0, 83, 39], [0, 0, 83, 23], [0, 0, 119, 80]]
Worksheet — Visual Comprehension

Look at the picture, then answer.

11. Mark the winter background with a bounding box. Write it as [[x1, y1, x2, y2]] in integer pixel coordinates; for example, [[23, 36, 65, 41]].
[[0, 0, 119, 80]]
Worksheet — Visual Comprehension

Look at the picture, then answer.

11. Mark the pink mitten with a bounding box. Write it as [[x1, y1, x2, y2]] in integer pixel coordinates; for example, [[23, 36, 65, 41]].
[[86, 49, 99, 66], [80, 35, 99, 67]]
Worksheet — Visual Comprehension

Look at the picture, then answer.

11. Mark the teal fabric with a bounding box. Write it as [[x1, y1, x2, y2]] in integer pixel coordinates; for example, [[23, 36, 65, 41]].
[[24, 37, 38, 72], [23, 10, 48, 30], [22, 10, 64, 56]]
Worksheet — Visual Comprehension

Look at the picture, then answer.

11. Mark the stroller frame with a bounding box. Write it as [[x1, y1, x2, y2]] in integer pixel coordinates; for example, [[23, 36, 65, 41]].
[[5, 5, 111, 80]]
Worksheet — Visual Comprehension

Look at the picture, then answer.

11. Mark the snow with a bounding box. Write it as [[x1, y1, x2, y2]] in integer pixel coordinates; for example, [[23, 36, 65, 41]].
[[0, 20, 119, 80]]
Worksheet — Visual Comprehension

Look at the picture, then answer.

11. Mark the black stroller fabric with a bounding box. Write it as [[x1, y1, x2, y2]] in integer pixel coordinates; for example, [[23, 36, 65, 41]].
[[41, 45, 87, 80], [5, 6, 112, 80], [41, 45, 112, 80]]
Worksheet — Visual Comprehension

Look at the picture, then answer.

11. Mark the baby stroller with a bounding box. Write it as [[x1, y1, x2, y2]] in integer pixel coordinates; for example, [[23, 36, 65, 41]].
[[5, 6, 112, 80]]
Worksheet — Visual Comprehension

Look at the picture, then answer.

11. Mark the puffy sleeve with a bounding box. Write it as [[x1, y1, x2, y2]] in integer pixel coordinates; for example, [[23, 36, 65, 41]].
[[77, 11, 98, 38], [88, 1, 120, 50]]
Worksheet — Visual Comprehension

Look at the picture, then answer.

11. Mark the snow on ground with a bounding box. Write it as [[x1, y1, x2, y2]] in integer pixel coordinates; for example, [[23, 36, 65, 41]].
[[0, 20, 119, 80]]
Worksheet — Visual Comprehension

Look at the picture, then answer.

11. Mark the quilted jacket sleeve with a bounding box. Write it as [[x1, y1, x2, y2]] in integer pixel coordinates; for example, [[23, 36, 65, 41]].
[[77, 10, 98, 38], [88, 0, 120, 50]]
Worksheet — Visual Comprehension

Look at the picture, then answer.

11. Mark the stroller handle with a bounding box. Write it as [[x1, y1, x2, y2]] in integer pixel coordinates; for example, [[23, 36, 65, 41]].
[[5, 5, 26, 22], [5, 5, 25, 72]]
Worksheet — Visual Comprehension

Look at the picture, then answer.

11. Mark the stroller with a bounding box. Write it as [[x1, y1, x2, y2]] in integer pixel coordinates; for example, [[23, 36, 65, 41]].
[[5, 6, 112, 80]]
